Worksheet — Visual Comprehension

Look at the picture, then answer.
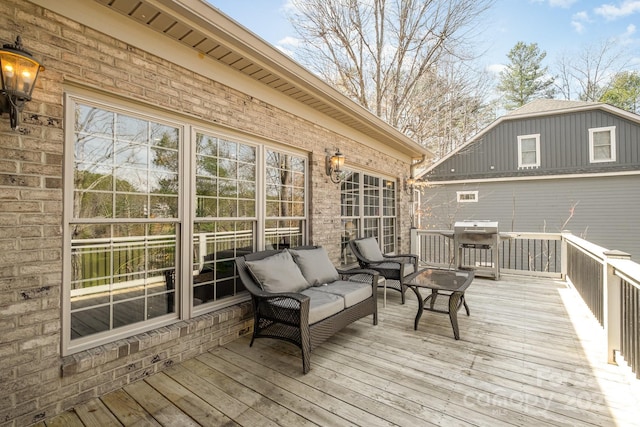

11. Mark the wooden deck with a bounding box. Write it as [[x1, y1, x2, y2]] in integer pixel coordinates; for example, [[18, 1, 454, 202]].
[[41, 275, 640, 426]]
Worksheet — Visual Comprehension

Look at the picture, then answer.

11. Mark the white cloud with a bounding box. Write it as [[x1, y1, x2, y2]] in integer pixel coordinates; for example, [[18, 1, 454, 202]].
[[625, 23, 637, 35], [571, 10, 591, 33], [616, 23, 638, 45], [486, 64, 506, 74], [594, 0, 640, 20], [571, 21, 586, 33], [274, 36, 301, 57], [277, 36, 301, 48], [549, 0, 578, 7]]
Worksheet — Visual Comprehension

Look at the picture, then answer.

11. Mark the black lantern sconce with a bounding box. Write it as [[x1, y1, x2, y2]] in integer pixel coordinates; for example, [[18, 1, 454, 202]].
[[325, 148, 345, 184], [404, 176, 416, 195], [0, 36, 44, 130]]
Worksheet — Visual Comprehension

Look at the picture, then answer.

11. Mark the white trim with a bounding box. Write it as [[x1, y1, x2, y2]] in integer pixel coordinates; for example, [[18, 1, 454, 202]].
[[517, 134, 540, 168], [589, 126, 616, 163], [425, 169, 640, 185], [456, 190, 479, 203]]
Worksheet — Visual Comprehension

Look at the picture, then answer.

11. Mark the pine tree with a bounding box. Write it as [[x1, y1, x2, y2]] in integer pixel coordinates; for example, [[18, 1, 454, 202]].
[[497, 42, 555, 110]]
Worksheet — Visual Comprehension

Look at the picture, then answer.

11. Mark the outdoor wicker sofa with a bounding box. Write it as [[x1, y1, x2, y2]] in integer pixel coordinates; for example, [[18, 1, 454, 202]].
[[235, 246, 379, 373]]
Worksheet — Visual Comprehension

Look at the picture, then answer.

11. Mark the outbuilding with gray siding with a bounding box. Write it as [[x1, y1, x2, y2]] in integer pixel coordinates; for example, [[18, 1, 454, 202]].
[[420, 99, 640, 259]]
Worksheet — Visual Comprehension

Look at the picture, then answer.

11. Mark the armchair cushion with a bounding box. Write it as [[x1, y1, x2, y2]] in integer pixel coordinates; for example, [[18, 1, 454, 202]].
[[355, 237, 385, 261], [245, 249, 309, 293], [289, 247, 340, 286]]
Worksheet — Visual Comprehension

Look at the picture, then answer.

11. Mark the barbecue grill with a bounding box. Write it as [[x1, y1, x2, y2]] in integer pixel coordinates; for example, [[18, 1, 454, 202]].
[[453, 220, 500, 279]]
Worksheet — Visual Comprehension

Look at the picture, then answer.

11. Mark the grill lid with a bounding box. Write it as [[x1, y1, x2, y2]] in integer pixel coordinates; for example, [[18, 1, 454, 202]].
[[454, 220, 498, 234]]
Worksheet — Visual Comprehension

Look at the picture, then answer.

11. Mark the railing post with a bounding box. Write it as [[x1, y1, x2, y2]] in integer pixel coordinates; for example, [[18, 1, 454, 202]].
[[560, 230, 571, 279], [410, 227, 418, 255], [603, 249, 631, 365]]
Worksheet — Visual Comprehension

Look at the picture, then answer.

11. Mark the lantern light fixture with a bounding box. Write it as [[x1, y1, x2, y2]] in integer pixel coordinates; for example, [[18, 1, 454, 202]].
[[0, 36, 44, 129], [404, 176, 416, 195], [325, 148, 345, 184]]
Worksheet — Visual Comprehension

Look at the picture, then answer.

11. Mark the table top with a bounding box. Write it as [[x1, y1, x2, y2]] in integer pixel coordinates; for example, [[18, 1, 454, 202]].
[[404, 268, 474, 292]]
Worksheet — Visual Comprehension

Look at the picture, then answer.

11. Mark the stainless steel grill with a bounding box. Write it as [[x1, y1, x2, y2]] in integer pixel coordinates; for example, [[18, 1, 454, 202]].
[[453, 220, 500, 279]]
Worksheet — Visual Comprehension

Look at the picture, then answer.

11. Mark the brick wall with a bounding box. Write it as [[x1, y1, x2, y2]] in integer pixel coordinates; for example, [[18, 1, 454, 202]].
[[0, 1, 412, 425]]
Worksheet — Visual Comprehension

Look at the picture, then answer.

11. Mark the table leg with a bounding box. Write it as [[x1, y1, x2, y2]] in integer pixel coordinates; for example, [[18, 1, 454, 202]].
[[384, 278, 387, 308], [449, 292, 464, 340], [408, 286, 424, 330]]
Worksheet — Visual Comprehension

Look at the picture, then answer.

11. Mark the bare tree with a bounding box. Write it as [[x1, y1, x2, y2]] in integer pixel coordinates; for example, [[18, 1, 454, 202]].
[[287, 0, 494, 152], [554, 39, 629, 101]]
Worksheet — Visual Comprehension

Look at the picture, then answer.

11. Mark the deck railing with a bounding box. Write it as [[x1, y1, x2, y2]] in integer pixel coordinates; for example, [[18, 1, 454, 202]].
[[411, 229, 640, 379]]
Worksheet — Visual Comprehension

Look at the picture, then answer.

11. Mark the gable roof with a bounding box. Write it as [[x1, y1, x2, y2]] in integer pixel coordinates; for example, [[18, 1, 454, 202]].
[[40, 0, 429, 160], [417, 99, 640, 179]]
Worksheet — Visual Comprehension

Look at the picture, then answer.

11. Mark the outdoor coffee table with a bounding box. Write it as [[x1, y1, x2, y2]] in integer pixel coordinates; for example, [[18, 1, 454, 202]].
[[404, 268, 474, 340]]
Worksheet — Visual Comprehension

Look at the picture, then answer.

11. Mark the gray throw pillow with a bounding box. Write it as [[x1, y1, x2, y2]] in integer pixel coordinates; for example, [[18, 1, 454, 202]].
[[245, 250, 309, 293], [289, 247, 340, 286], [355, 237, 384, 262]]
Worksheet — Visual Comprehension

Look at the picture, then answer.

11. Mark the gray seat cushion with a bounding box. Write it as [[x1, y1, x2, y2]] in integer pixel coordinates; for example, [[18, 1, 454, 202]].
[[245, 250, 309, 293], [289, 247, 339, 286], [300, 289, 345, 324], [312, 280, 372, 308]]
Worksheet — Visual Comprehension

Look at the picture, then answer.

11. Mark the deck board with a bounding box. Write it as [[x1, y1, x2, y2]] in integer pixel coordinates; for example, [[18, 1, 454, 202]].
[[47, 275, 640, 426]]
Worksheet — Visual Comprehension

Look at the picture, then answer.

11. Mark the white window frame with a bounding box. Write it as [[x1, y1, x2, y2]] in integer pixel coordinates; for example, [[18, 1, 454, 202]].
[[456, 191, 478, 203], [517, 134, 540, 168], [589, 126, 616, 163], [62, 91, 309, 355]]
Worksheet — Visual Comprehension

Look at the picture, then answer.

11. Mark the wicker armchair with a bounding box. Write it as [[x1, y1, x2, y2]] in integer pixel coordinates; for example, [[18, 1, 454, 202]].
[[235, 246, 379, 373], [349, 237, 418, 304]]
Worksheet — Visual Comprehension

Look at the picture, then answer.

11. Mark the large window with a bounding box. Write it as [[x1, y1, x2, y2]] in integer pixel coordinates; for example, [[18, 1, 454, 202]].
[[517, 134, 540, 168], [340, 170, 396, 265], [68, 103, 181, 345], [64, 95, 307, 353], [589, 126, 616, 163]]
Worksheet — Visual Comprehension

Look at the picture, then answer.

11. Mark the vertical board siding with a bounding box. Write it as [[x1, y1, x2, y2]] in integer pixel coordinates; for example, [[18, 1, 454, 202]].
[[429, 109, 640, 180]]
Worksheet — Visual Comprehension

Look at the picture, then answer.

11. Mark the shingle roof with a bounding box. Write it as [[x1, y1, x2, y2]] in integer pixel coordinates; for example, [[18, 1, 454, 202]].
[[505, 99, 602, 117]]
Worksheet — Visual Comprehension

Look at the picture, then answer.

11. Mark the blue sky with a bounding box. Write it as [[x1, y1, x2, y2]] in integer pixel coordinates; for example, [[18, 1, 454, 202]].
[[206, 0, 640, 74]]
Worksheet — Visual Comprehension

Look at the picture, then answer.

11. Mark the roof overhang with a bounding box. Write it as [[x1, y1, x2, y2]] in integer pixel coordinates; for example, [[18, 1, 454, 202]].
[[32, 0, 430, 161]]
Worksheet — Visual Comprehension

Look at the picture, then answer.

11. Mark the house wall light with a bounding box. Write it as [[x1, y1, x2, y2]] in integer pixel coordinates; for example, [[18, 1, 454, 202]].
[[326, 148, 345, 184], [404, 176, 416, 195], [0, 36, 44, 130]]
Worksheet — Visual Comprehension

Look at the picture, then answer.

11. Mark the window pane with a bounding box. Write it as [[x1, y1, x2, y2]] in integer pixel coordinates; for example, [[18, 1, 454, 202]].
[[69, 223, 177, 339], [522, 151, 537, 165], [73, 104, 180, 219], [265, 150, 306, 223], [192, 221, 253, 306], [196, 132, 256, 219], [265, 219, 304, 249], [593, 130, 612, 160]]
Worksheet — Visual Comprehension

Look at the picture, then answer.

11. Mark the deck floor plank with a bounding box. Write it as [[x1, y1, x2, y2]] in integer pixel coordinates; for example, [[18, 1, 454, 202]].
[[54, 275, 640, 427], [44, 409, 85, 427], [100, 388, 161, 427], [73, 397, 123, 426]]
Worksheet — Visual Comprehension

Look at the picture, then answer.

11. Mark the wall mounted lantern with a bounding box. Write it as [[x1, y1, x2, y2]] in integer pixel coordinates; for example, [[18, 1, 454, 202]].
[[404, 176, 416, 195], [326, 148, 345, 184], [0, 36, 44, 129]]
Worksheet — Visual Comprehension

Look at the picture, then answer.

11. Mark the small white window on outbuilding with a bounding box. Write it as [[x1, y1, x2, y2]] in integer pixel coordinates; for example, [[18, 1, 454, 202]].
[[517, 134, 540, 168], [589, 126, 616, 163], [457, 191, 478, 203]]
